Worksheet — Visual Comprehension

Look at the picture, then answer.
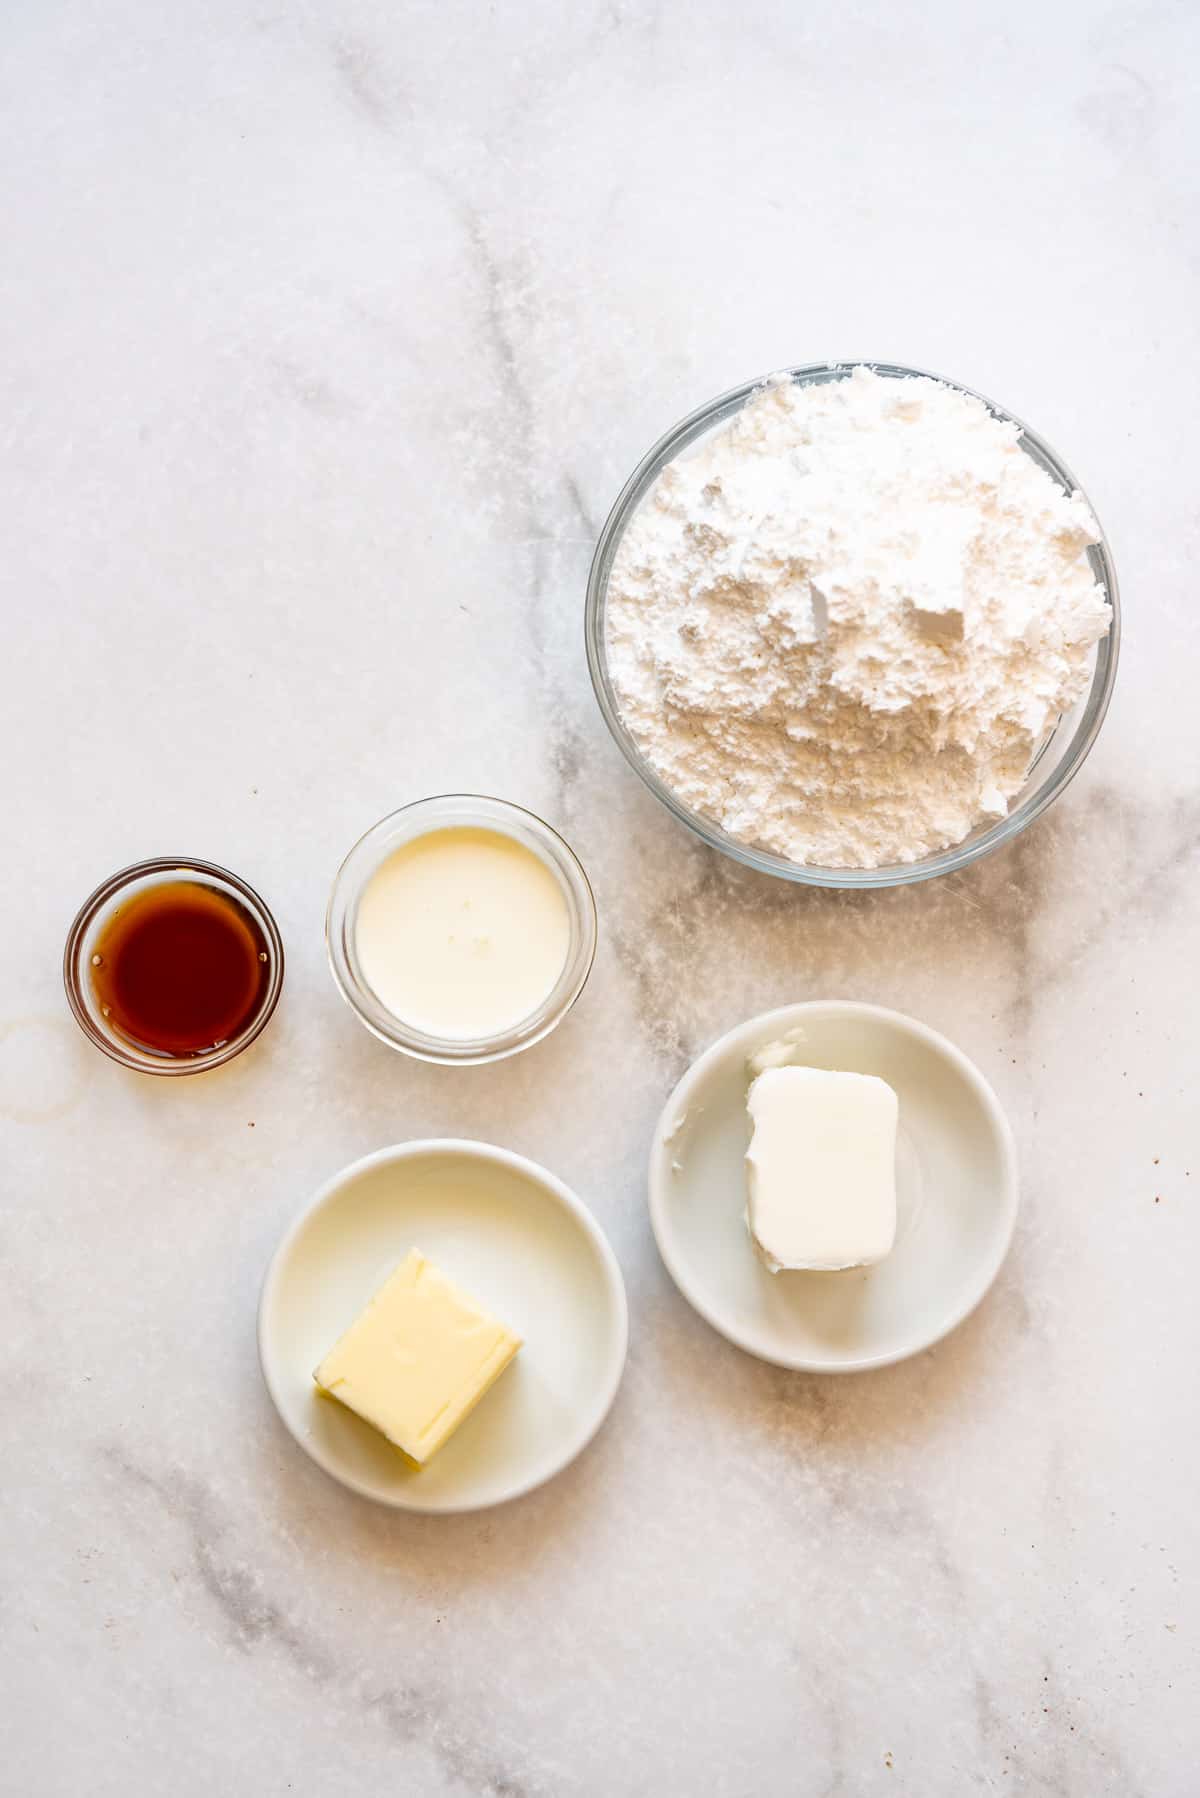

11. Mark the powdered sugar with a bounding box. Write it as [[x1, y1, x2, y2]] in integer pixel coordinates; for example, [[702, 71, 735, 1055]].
[[604, 367, 1112, 869]]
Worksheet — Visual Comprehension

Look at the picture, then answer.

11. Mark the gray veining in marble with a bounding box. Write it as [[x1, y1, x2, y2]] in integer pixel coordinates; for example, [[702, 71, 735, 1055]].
[[3, 2, 1198, 1793]]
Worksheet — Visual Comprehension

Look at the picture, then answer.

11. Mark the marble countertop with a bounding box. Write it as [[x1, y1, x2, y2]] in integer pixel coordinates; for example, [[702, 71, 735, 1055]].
[[4, 2, 1198, 1793]]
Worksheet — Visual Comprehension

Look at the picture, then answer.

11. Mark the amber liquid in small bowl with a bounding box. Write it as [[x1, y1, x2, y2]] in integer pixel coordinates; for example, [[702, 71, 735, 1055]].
[[89, 880, 271, 1057]]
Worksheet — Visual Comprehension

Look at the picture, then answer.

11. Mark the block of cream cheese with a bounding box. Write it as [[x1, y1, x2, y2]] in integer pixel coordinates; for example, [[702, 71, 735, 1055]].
[[313, 1249, 521, 1466], [746, 1066, 898, 1271]]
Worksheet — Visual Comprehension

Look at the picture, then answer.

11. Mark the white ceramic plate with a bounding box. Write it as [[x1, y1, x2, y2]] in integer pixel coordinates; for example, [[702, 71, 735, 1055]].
[[259, 1140, 628, 1511], [649, 1002, 1018, 1372]]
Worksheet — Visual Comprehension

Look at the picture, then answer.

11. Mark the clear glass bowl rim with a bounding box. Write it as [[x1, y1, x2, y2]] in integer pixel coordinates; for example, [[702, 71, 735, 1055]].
[[585, 359, 1121, 889], [63, 855, 286, 1075], [325, 793, 598, 1065]]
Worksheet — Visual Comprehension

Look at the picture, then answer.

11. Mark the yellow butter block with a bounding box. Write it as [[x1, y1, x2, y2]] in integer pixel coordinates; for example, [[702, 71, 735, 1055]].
[[314, 1249, 522, 1467]]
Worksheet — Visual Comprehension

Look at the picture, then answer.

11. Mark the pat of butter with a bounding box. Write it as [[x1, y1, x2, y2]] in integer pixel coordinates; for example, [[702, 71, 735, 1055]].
[[746, 1066, 898, 1271], [313, 1250, 521, 1466]]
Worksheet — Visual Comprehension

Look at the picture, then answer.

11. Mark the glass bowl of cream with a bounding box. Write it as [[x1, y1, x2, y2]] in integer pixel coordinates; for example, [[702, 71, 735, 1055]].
[[585, 361, 1120, 889], [326, 796, 598, 1065]]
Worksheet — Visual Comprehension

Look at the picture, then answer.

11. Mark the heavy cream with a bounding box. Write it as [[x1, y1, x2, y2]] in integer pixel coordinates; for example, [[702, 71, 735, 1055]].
[[354, 826, 570, 1040]]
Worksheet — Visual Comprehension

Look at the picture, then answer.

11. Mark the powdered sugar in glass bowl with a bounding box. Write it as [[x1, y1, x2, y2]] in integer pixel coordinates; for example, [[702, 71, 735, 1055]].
[[585, 362, 1119, 890]]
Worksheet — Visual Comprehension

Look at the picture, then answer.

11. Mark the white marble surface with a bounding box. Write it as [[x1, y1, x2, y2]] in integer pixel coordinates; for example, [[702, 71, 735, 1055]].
[[3, 2, 1198, 1792]]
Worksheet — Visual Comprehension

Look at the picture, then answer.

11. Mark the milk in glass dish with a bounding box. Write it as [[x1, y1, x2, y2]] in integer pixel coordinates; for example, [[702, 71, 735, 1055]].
[[327, 796, 596, 1064]]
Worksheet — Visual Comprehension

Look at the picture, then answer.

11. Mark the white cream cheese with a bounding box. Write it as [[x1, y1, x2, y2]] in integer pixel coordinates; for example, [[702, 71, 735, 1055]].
[[354, 826, 570, 1040], [746, 1066, 898, 1271]]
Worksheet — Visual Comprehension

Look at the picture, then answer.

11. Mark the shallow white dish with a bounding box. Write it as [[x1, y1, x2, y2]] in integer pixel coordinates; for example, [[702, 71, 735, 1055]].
[[259, 1140, 628, 1511], [649, 1002, 1018, 1372]]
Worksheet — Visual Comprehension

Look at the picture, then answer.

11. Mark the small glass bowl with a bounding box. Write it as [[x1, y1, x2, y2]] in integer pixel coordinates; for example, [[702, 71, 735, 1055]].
[[586, 360, 1121, 889], [63, 857, 285, 1075], [326, 795, 598, 1065]]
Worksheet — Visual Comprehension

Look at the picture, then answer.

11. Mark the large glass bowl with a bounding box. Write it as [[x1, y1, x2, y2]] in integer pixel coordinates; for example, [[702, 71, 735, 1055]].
[[585, 361, 1120, 889]]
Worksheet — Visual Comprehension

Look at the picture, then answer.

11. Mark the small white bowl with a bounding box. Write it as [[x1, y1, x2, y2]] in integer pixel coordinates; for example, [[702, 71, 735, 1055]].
[[648, 1002, 1018, 1372], [259, 1141, 628, 1511]]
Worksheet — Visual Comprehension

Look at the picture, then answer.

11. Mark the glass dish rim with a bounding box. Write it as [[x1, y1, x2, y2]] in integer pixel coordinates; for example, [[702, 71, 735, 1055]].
[[63, 855, 286, 1075], [325, 792, 598, 1066], [585, 359, 1121, 890]]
